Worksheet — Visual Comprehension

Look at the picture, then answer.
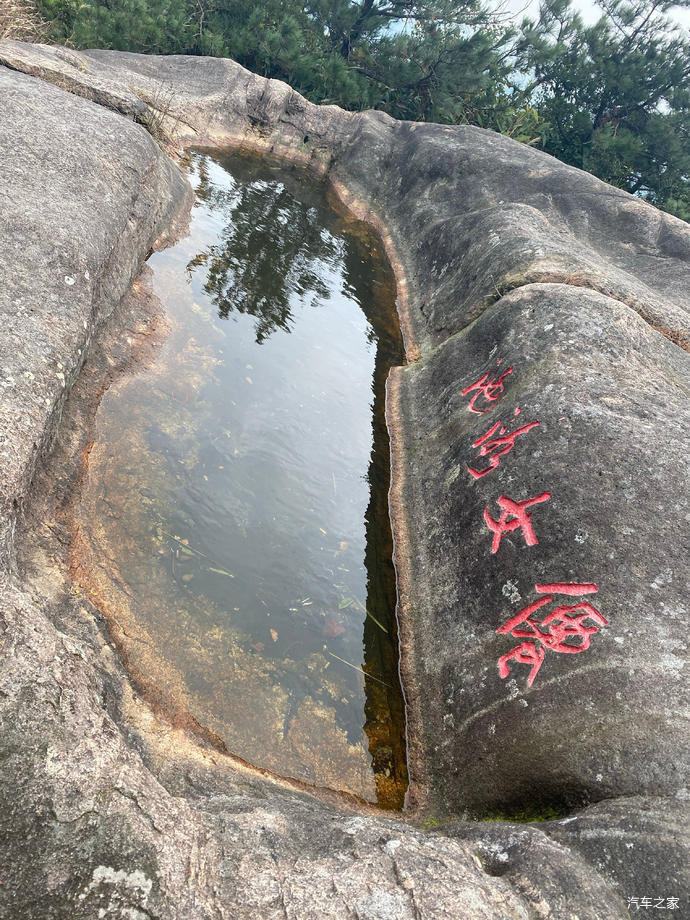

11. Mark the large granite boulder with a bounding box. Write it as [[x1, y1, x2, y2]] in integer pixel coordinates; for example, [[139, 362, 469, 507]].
[[0, 41, 688, 918]]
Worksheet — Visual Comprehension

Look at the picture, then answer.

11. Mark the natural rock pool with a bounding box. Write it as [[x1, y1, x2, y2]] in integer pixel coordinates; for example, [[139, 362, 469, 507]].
[[73, 150, 408, 808]]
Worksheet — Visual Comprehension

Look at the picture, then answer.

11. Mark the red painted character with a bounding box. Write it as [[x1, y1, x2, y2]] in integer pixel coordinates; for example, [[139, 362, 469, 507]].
[[484, 492, 551, 553], [468, 416, 540, 479], [496, 583, 607, 687], [462, 361, 514, 414], [496, 640, 545, 688]]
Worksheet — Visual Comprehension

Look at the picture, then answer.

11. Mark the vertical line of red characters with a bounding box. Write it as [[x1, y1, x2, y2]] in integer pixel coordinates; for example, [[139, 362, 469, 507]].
[[461, 358, 606, 687]]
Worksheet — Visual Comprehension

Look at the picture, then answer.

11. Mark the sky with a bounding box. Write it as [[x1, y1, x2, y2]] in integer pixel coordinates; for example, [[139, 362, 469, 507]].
[[500, 0, 690, 29]]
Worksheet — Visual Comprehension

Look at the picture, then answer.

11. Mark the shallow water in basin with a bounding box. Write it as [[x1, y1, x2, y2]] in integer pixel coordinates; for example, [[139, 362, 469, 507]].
[[75, 151, 407, 807]]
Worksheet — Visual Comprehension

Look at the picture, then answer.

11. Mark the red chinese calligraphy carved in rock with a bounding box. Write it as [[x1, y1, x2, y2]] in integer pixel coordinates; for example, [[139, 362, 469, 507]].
[[484, 492, 551, 553], [468, 416, 540, 479], [462, 362, 514, 414], [496, 583, 607, 686], [497, 640, 545, 688]]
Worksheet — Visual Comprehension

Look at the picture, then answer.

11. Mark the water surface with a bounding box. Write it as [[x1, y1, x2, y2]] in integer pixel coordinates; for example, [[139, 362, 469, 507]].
[[75, 151, 407, 807]]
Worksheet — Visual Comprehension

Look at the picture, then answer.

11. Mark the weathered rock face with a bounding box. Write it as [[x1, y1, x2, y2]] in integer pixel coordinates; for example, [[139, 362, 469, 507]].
[[0, 62, 191, 565], [0, 39, 688, 919], [1, 552, 638, 919], [389, 282, 689, 817]]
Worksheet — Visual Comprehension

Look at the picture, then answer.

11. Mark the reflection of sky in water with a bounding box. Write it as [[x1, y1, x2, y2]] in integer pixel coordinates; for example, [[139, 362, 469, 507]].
[[83, 151, 407, 805]]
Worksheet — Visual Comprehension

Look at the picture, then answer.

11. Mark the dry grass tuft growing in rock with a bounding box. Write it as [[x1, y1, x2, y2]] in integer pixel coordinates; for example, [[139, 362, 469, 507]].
[[0, 0, 48, 42], [130, 83, 181, 155]]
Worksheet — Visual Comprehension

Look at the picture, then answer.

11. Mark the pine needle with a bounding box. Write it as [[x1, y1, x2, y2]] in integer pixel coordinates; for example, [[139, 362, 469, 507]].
[[365, 608, 388, 633], [327, 652, 392, 688]]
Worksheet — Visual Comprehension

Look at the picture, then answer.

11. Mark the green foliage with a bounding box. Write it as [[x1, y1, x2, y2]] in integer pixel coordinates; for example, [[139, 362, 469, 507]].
[[70, 0, 194, 53], [35, 0, 78, 42], [33, 0, 690, 220], [517, 0, 690, 216], [303, 0, 517, 121]]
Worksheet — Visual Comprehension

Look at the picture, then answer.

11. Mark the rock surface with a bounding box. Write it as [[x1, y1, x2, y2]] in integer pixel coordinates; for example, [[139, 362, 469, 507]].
[[389, 282, 689, 818], [0, 63, 190, 565], [0, 40, 688, 918]]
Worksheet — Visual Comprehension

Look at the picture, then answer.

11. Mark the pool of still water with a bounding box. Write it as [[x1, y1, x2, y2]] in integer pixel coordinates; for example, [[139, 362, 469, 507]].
[[76, 151, 408, 807]]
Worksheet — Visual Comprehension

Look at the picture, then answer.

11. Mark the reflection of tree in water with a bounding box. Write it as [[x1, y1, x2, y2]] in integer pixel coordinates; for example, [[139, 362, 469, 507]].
[[187, 157, 344, 343], [188, 152, 409, 808]]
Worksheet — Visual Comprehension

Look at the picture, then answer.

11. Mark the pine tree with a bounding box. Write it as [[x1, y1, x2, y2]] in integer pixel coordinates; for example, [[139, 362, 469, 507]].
[[70, 0, 194, 53], [517, 0, 690, 217]]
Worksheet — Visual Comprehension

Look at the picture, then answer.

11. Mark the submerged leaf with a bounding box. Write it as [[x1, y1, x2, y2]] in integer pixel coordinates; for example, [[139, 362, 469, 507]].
[[208, 566, 235, 579], [322, 617, 346, 638]]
